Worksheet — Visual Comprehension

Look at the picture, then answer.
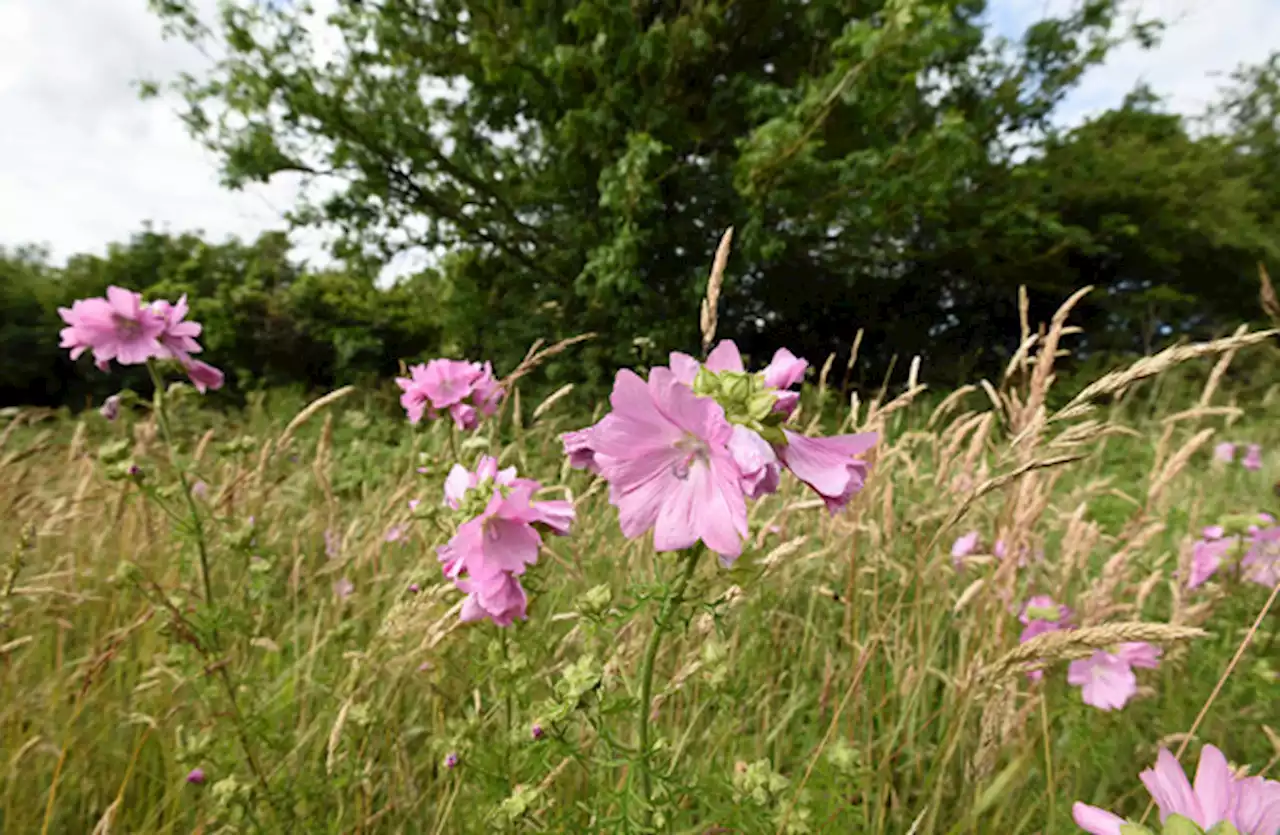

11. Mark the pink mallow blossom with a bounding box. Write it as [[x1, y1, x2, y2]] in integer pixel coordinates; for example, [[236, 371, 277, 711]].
[[1243, 525, 1280, 588], [395, 358, 503, 429], [583, 367, 748, 562], [59, 286, 165, 370], [1243, 443, 1264, 471], [1066, 642, 1160, 711], [1073, 744, 1280, 835], [436, 458, 574, 626], [1214, 441, 1237, 463], [58, 287, 223, 391], [561, 341, 876, 558], [951, 531, 980, 570]]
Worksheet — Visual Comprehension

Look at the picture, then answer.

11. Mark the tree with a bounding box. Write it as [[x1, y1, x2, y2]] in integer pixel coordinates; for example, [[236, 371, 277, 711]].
[[145, 0, 1149, 385]]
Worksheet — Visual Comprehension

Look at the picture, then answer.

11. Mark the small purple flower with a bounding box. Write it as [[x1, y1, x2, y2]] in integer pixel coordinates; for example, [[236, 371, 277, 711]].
[[99, 395, 121, 422], [186, 767, 205, 785], [324, 529, 341, 559], [531, 724, 544, 741], [385, 525, 406, 543], [191, 480, 209, 500], [333, 577, 354, 599], [408, 583, 421, 594], [1213, 441, 1236, 463], [1243, 443, 1263, 471], [127, 464, 142, 478], [444, 752, 459, 770], [408, 499, 421, 512]]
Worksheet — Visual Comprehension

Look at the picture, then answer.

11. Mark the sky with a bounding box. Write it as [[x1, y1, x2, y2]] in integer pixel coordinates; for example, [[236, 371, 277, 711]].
[[1, 0, 1277, 269]]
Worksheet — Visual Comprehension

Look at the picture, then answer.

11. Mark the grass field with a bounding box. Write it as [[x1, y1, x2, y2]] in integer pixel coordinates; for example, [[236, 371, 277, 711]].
[[1, 310, 1278, 834]]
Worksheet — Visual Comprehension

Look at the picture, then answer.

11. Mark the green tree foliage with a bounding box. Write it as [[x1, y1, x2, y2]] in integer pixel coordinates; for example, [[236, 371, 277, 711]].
[[142, 0, 1174, 382]]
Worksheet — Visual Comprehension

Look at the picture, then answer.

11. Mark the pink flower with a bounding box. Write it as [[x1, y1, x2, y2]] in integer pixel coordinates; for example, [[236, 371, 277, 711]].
[[1190, 535, 1237, 588], [58, 286, 165, 369], [1214, 441, 1237, 463], [1071, 802, 1125, 835], [727, 425, 781, 500], [1243, 526, 1280, 588], [951, 531, 979, 566], [1018, 595, 1072, 681], [333, 577, 354, 599], [152, 295, 204, 361], [1067, 642, 1160, 711], [704, 340, 745, 373], [777, 429, 877, 514], [458, 571, 529, 626], [589, 367, 748, 561], [1074, 744, 1280, 835], [762, 348, 808, 392], [99, 395, 121, 421], [394, 358, 503, 428], [437, 461, 574, 626], [182, 358, 225, 393], [561, 427, 601, 474], [1243, 444, 1263, 471], [186, 767, 206, 785]]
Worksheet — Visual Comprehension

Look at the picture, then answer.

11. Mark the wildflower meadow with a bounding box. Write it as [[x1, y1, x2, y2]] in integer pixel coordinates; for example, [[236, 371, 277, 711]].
[[1, 252, 1279, 835]]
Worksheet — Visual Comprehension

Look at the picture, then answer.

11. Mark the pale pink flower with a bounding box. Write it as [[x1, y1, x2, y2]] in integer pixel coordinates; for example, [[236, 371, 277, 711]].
[[589, 367, 748, 561], [449, 402, 478, 430], [1243, 444, 1263, 471], [182, 358, 225, 393], [762, 347, 808, 391], [395, 364, 434, 424], [385, 525, 406, 543], [1074, 744, 1280, 835], [1214, 441, 1237, 463], [58, 287, 165, 369], [458, 571, 529, 626], [704, 340, 745, 373], [1017, 595, 1072, 681], [561, 427, 601, 473], [99, 395, 121, 421], [1190, 535, 1237, 588], [727, 425, 781, 500], [333, 577, 354, 599], [471, 361, 504, 416], [419, 358, 483, 409], [1243, 526, 1280, 588], [1067, 642, 1160, 711], [437, 462, 574, 626], [152, 295, 204, 361], [951, 531, 979, 565], [186, 767, 206, 785], [777, 429, 877, 514]]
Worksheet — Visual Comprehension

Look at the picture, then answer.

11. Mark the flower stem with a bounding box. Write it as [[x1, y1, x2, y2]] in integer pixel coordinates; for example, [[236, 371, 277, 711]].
[[146, 360, 214, 607], [636, 546, 701, 829]]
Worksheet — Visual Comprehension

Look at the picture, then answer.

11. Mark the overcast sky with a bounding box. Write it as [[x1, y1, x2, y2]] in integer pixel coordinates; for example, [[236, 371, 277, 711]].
[[1, 0, 1277, 268]]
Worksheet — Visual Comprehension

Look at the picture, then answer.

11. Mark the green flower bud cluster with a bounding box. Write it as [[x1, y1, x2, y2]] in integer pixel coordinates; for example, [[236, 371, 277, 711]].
[[692, 368, 788, 446]]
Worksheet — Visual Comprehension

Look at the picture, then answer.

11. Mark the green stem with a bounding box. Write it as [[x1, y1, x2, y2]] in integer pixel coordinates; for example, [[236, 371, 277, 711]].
[[501, 627, 513, 790], [146, 361, 215, 607], [636, 546, 702, 829]]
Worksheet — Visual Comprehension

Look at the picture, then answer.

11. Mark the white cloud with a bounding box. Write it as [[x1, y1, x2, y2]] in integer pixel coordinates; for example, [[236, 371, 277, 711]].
[[0, 0, 1275, 266]]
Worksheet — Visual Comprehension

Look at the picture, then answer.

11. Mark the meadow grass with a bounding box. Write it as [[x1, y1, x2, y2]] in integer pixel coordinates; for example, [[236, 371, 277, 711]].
[[1, 315, 1278, 834]]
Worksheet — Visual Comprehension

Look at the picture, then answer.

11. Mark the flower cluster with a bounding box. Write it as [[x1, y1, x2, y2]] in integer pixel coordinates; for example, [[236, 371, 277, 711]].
[[1189, 514, 1279, 589], [1015, 593, 1160, 710], [436, 457, 574, 626], [1214, 441, 1264, 471], [58, 286, 224, 392], [1074, 744, 1280, 834], [560, 340, 876, 564], [396, 358, 503, 430]]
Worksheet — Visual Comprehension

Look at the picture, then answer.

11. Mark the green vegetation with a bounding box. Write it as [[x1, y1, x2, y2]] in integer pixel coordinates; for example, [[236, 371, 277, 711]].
[[0, 312, 1276, 832]]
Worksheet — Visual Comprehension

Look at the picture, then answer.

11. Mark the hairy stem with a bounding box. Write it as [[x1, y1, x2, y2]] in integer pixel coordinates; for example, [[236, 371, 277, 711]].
[[636, 546, 701, 829], [146, 360, 214, 607]]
